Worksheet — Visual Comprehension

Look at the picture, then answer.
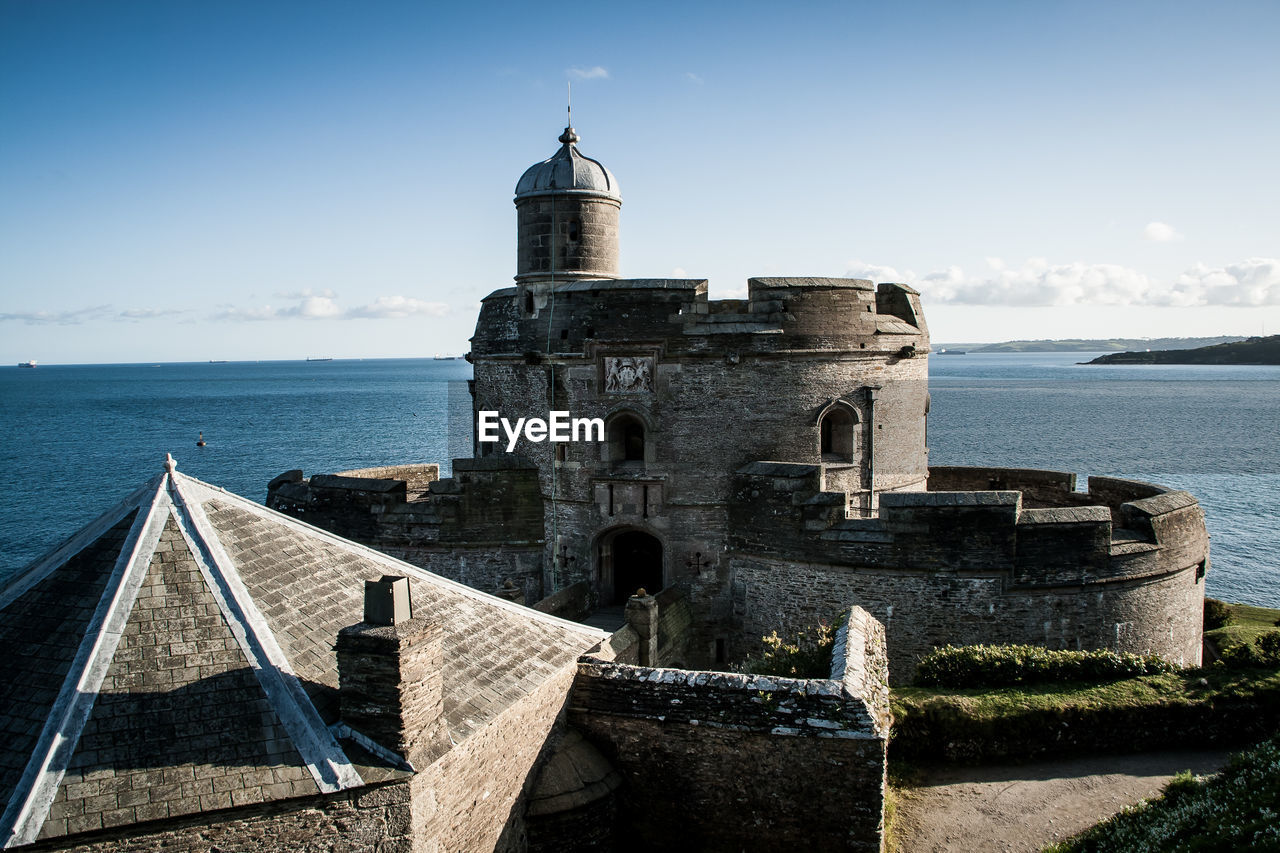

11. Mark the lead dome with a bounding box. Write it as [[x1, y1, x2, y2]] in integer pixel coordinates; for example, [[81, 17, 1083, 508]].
[[514, 126, 620, 201]]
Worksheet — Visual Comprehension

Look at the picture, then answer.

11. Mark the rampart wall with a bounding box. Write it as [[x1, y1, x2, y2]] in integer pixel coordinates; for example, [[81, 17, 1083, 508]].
[[730, 464, 1208, 682], [567, 606, 889, 853], [266, 458, 547, 603]]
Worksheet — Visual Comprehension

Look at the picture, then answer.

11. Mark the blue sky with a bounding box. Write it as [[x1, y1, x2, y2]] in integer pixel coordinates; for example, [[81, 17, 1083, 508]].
[[2, 0, 1278, 362]]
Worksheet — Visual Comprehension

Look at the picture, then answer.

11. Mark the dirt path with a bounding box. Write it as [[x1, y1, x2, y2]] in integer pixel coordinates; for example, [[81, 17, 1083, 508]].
[[891, 749, 1231, 852]]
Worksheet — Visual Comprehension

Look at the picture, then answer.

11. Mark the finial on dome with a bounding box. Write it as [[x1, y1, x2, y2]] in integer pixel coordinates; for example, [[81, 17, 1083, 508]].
[[164, 453, 177, 473], [559, 126, 579, 145]]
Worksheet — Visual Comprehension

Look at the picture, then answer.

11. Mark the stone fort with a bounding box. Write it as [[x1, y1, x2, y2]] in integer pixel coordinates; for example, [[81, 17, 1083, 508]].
[[0, 121, 1211, 853], [270, 121, 1210, 682]]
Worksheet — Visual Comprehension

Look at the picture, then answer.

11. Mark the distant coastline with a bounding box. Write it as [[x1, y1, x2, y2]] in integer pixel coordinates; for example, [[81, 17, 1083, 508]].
[[934, 336, 1249, 353], [1084, 335, 1280, 365]]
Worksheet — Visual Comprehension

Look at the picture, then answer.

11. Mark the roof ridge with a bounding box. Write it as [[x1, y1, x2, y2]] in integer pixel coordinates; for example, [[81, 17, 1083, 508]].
[[0, 473, 163, 613], [166, 474, 363, 793], [172, 472, 608, 640], [0, 476, 171, 849]]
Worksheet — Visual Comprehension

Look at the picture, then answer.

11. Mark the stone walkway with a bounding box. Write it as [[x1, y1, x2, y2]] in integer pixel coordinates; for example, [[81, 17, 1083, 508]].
[[891, 749, 1231, 852]]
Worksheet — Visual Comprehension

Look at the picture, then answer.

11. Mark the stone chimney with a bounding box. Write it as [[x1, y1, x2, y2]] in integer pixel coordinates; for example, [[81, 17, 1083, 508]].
[[336, 576, 450, 768]]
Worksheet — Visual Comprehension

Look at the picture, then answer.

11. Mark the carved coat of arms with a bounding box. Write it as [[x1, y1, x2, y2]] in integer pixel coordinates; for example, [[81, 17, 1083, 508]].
[[604, 356, 653, 393]]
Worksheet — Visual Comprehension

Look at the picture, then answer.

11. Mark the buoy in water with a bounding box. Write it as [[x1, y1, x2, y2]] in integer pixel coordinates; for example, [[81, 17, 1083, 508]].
[[196, 432, 206, 447]]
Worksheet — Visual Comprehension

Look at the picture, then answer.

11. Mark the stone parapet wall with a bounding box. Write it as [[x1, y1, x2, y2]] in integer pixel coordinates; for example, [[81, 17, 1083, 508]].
[[266, 460, 546, 602], [729, 465, 1208, 682], [566, 606, 889, 852], [412, 663, 581, 853]]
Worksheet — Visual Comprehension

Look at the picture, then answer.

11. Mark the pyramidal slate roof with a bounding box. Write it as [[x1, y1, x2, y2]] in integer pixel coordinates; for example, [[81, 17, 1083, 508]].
[[0, 455, 605, 848]]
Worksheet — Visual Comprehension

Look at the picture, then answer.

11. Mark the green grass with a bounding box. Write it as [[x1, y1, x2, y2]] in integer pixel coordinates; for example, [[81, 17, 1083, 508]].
[[890, 664, 1280, 763], [1205, 602, 1280, 656], [1043, 735, 1280, 852]]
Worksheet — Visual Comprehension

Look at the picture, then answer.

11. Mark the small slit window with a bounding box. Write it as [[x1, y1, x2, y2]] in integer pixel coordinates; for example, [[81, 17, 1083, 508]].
[[568, 219, 581, 241]]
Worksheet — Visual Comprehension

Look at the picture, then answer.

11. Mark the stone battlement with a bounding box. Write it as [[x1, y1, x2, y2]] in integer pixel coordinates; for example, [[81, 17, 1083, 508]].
[[731, 463, 1207, 589], [730, 463, 1208, 680], [267, 458, 547, 602], [472, 277, 928, 359]]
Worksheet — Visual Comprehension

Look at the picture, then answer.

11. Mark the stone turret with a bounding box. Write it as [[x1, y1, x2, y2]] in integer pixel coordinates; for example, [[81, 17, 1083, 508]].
[[514, 125, 621, 289]]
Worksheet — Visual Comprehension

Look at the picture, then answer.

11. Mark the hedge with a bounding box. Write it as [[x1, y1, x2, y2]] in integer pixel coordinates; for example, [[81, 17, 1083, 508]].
[[915, 643, 1176, 689]]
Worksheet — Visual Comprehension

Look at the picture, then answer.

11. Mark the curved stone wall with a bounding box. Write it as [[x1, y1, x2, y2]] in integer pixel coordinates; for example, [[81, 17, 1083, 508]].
[[729, 465, 1209, 682]]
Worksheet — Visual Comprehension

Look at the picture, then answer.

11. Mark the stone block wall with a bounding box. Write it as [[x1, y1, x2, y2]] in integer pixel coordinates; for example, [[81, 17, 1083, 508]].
[[266, 459, 546, 603], [412, 662, 580, 853], [566, 606, 890, 853], [729, 466, 1209, 682]]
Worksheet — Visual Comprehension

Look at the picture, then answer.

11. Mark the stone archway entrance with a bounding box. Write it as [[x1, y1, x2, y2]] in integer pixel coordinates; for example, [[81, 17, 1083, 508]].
[[597, 529, 663, 605]]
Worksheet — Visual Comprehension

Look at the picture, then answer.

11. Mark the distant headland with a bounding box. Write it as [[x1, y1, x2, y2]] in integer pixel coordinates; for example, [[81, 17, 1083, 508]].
[[933, 336, 1248, 353], [1084, 335, 1280, 365]]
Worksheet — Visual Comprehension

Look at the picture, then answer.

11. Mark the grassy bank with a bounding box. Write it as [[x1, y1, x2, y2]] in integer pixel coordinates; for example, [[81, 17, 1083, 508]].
[[1044, 735, 1280, 852], [891, 603, 1280, 763]]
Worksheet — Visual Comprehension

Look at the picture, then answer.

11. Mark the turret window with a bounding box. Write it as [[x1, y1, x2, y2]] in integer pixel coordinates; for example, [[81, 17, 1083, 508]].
[[568, 219, 581, 241]]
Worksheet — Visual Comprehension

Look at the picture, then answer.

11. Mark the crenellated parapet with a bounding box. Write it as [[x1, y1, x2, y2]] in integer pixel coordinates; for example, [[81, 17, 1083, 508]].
[[730, 463, 1207, 588], [729, 463, 1208, 680], [473, 277, 928, 360], [267, 458, 547, 602]]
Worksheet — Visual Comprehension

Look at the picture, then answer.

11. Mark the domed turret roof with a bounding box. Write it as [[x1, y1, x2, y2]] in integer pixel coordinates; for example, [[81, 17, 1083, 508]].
[[515, 127, 620, 201]]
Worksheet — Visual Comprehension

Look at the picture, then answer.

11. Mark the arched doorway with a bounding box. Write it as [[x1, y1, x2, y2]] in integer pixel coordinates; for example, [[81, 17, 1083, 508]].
[[597, 529, 663, 605]]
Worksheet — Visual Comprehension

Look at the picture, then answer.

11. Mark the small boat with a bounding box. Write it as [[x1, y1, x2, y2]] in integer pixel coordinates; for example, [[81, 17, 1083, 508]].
[[196, 432, 207, 447], [937, 349, 966, 355], [306, 357, 333, 362], [17, 360, 36, 368], [208, 359, 228, 364]]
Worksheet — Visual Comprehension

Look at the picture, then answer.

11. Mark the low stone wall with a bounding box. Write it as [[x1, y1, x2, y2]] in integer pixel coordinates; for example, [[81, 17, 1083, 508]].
[[729, 464, 1209, 682], [533, 581, 592, 622], [266, 458, 547, 603], [413, 663, 580, 853], [567, 606, 889, 853]]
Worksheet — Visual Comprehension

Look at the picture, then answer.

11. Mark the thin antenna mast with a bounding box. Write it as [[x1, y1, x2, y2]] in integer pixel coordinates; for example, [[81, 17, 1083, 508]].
[[567, 81, 572, 127]]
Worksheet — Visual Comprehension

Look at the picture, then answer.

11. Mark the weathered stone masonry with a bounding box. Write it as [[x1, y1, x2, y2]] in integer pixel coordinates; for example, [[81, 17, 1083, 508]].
[[731, 464, 1207, 681]]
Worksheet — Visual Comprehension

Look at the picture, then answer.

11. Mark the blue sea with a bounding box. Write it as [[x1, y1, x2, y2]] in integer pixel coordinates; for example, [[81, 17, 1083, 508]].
[[2, 354, 1277, 606]]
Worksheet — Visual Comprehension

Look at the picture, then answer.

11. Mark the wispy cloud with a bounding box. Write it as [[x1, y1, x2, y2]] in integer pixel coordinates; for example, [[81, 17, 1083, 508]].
[[118, 307, 192, 321], [684, 72, 704, 85], [213, 293, 450, 322], [567, 66, 609, 80], [845, 256, 1280, 308], [345, 296, 450, 319], [0, 305, 112, 325], [1144, 221, 1183, 243]]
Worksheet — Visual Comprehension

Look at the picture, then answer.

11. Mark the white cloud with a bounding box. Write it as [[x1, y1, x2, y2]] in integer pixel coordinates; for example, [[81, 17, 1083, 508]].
[[346, 296, 450, 319], [117, 308, 190, 321], [684, 72, 704, 85], [0, 305, 112, 325], [275, 288, 336, 300], [1162, 258, 1280, 307], [845, 257, 1280, 308], [284, 295, 342, 319], [213, 293, 447, 322], [672, 267, 689, 278], [1144, 221, 1183, 242], [567, 66, 609, 80]]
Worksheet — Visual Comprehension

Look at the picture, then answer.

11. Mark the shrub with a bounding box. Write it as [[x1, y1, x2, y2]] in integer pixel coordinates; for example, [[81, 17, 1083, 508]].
[[914, 643, 1176, 688], [740, 613, 845, 679], [1046, 735, 1280, 852], [1218, 630, 1280, 669], [1203, 597, 1233, 630]]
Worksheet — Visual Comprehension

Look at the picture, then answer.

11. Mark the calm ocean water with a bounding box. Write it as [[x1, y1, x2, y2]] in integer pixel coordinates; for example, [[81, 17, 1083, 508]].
[[2, 354, 1277, 605]]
